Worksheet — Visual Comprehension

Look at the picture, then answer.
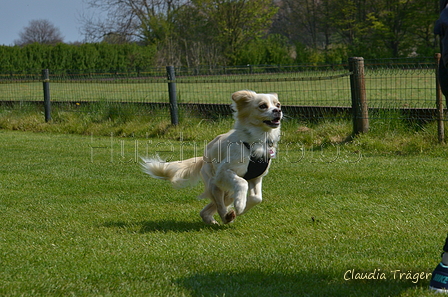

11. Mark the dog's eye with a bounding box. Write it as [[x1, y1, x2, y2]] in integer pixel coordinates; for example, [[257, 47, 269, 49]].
[[259, 104, 268, 109]]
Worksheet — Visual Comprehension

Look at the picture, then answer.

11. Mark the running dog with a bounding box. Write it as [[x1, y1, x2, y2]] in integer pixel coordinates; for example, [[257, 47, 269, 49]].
[[141, 90, 282, 224]]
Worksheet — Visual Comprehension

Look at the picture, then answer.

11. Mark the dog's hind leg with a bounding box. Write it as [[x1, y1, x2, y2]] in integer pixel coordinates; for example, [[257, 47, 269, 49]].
[[200, 202, 219, 225]]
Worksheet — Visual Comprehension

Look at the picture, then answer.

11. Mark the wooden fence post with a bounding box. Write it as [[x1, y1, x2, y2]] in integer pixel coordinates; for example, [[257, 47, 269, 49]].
[[166, 66, 179, 125], [42, 69, 51, 122], [435, 53, 445, 144], [349, 57, 369, 135]]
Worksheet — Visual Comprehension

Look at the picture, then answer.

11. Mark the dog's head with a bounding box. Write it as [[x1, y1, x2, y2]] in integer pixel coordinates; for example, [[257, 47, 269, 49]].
[[231, 90, 282, 130]]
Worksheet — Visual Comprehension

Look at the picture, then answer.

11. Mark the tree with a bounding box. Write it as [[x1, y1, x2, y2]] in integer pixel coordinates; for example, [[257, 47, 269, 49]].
[[273, 0, 324, 49], [81, 0, 279, 66], [80, 0, 187, 43], [79, 0, 438, 65], [352, 0, 438, 57], [15, 19, 64, 46], [408, 0, 438, 56], [191, 0, 278, 64], [375, 0, 438, 57]]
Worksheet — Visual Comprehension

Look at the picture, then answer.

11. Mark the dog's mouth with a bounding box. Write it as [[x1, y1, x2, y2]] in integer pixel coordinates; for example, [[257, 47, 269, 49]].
[[263, 117, 281, 128]]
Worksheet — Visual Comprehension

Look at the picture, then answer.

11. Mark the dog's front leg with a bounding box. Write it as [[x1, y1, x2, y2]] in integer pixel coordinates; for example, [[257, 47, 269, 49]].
[[216, 169, 248, 217], [241, 178, 263, 215]]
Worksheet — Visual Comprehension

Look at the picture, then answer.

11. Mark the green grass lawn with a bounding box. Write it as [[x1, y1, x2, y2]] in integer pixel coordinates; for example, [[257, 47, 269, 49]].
[[1, 128, 448, 296]]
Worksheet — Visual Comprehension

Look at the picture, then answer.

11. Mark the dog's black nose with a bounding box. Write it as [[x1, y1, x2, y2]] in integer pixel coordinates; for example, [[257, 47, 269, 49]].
[[273, 108, 282, 113]]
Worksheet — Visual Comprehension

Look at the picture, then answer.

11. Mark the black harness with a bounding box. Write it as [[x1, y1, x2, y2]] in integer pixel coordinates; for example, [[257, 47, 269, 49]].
[[242, 142, 271, 180]]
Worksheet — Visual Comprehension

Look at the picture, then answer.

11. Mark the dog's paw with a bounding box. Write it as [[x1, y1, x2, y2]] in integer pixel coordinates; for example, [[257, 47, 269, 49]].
[[201, 216, 219, 225], [224, 210, 236, 224], [203, 218, 219, 225], [208, 219, 219, 225]]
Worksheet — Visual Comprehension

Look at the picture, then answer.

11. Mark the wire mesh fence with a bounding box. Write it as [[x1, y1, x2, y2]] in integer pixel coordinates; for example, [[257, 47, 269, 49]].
[[365, 61, 436, 110], [0, 57, 442, 126]]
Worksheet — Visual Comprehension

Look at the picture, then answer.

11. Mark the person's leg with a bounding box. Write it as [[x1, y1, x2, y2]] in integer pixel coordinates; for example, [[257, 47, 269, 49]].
[[439, 60, 448, 107], [430, 235, 448, 292]]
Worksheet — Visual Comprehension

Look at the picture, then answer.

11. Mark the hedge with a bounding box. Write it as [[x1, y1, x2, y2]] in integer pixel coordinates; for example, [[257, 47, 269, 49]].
[[0, 43, 157, 74]]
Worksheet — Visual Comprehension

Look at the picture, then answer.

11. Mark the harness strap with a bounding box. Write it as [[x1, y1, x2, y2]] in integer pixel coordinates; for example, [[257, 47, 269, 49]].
[[242, 142, 271, 180]]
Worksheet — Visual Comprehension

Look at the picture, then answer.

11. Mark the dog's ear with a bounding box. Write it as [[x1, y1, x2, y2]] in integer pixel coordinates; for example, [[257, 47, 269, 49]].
[[231, 90, 256, 109]]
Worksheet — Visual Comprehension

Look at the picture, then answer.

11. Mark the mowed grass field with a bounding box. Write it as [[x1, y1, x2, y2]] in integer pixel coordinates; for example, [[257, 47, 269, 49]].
[[2, 128, 448, 296], [0, 68, 437, 108]]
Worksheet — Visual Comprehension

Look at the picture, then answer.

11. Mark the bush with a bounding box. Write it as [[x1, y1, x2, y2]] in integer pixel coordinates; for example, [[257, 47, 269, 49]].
[[235, 34, 294, 65], [0, 43, 157, 74]]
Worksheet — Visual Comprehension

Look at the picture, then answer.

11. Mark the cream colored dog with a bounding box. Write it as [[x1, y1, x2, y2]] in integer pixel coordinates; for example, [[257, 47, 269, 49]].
[[141, 90, 282, 224]]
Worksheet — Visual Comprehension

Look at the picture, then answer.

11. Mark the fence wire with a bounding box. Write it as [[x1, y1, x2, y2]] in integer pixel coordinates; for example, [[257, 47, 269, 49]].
[[0, 58, 441, 123]]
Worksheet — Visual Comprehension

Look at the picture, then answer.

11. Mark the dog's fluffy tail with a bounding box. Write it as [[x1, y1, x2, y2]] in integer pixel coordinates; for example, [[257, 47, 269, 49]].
[[140, 156, 203, 189]]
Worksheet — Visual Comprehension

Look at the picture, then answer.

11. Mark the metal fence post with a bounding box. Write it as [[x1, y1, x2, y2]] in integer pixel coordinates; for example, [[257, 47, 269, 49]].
[[349, 57, 369, 135], [435, 53, 445, 144], [42, 69, 51, 122], [166, 66, 179, 125]]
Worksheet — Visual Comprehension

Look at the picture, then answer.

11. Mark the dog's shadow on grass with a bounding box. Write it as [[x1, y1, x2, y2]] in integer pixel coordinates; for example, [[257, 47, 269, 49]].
[[101, 220, 226, 233]]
